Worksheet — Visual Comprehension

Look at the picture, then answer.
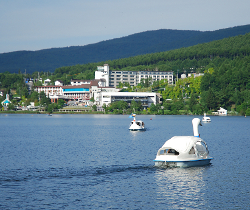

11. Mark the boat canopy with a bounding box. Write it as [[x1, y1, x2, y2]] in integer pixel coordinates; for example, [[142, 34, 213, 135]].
[[159, 136, 204, 154]]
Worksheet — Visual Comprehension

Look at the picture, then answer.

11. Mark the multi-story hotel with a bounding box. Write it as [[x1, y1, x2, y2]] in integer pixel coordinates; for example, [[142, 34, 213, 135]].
[[95, 64, 173, 87]]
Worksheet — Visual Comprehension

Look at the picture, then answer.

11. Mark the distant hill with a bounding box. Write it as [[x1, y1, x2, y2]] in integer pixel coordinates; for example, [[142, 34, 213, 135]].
[[1, 24, 250, 74]]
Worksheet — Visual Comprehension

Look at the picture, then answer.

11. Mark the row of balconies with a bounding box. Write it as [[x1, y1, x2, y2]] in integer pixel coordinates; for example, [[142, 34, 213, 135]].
[[111, 99, 148, 102], [110, 71, 172, 75]]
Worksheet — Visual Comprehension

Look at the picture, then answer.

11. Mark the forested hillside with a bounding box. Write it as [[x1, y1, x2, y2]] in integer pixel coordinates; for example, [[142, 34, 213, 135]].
[[1, 24, 250, 74], [52, 32, 250, 81], [1, 32, 250, 115], [54, 32, 250, 115]]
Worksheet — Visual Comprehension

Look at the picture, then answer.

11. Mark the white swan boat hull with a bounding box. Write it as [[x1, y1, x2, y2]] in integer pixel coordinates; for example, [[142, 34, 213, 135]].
[[202, 113, 211, 122], [129, 120, 146, 131], [202, 117, 211, 122], [129, 114, 146, 131], [154, 158, 213, 167]]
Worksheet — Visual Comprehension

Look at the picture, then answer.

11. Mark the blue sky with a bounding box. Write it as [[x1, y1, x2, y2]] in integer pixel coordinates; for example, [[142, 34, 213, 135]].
[[0, 0, 250, 53]]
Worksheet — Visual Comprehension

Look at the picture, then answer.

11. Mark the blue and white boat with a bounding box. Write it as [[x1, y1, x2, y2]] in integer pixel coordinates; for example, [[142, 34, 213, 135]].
[[129, 114, 146, 131], [154, 118, 213, 167]]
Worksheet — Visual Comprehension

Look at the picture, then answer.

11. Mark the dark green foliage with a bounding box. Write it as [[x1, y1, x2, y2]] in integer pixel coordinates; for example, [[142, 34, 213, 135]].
[[199, 52, 250, 113], [92, 105, 97, 111], [39, 91, 51, 107]]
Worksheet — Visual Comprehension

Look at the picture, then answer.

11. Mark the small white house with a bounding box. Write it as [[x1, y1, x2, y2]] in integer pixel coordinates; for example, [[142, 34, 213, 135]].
[[181, 74, 186, 79], [55, 80, 63, 86], [44, 79, 51, 86], [218, 107, 227, 116]]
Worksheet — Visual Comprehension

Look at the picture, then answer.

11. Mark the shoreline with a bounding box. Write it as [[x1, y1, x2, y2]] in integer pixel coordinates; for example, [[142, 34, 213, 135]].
[[0, 111, 243, 116]]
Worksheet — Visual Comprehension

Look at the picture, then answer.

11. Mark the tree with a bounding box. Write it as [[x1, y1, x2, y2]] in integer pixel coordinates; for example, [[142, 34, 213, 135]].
[[92, 105, 97, 111], [30, 91, 39, 101], [57, 99, 65, 108], [102, 103, 107, 113], [40, 91, 51, 106], [201, 88, 217, 110], [47, 104, 54, 113], [7, 103, 15, 111], [245, 107, 250, 116], [188, 93, 198, 113], [150, 103, 157, 112], [130, 100, 142, 112], [118, 100, 128, 110]]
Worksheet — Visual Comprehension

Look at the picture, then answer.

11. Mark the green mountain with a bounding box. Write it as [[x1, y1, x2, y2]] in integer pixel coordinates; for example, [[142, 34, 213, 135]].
[[1, 24, 250, 74], [1, 30, 250, 115]]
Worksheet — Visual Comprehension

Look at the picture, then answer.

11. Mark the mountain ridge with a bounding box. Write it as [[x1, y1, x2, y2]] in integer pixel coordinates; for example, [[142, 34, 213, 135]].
[[1, 24, 250, 74]]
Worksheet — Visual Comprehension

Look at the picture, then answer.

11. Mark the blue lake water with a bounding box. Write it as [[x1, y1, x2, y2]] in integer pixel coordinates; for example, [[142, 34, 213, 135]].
[[0, 114, 249, 209]]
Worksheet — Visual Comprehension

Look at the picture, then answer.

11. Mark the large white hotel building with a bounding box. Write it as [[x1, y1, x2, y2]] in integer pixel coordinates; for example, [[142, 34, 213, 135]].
[[95, 64, 173, 87]]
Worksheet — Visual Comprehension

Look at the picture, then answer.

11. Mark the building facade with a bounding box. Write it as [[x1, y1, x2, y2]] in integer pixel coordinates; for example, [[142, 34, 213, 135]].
[[109, 70, 173, 87], [95, 64, 173, 87], [95, 64, 110, 87], [34, 84, 91, 104], [100, 92, 158, 108], [70, 79, 91, 86]]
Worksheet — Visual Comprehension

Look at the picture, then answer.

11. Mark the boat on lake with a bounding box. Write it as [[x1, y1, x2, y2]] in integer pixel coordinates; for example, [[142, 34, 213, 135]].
[[154, 118, 213, 167], [129, 114, 146, 131], [202, 113, 211, 122]]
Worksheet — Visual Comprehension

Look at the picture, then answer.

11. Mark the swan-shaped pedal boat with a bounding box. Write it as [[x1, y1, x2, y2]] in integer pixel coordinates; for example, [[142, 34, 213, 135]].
[[154, 118, 213, 167], [202, 113, 211, 122], [129, 114, 146, 131]]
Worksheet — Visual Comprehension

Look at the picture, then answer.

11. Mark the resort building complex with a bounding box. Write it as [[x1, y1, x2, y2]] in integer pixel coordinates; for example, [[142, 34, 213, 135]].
[[34, 64, 172, 108]]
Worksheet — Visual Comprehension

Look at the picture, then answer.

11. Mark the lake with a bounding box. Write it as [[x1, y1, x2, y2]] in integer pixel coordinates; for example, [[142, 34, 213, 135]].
[[0, 114, 249, 209]]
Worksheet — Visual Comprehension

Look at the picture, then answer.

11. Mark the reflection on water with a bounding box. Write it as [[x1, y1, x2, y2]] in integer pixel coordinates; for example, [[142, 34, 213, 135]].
[[155, 167, 208, 209], [129, 130, 146, 139]]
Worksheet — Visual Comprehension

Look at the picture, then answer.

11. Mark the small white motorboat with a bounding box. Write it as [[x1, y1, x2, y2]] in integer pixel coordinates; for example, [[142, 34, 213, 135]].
[[154, 118, 213, 167], [202, 113, 211, 122], [129, 114, 146, 131]]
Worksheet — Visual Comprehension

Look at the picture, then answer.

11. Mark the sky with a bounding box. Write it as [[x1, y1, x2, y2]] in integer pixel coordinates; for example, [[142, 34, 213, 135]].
[[0, 0, 250, 54]]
